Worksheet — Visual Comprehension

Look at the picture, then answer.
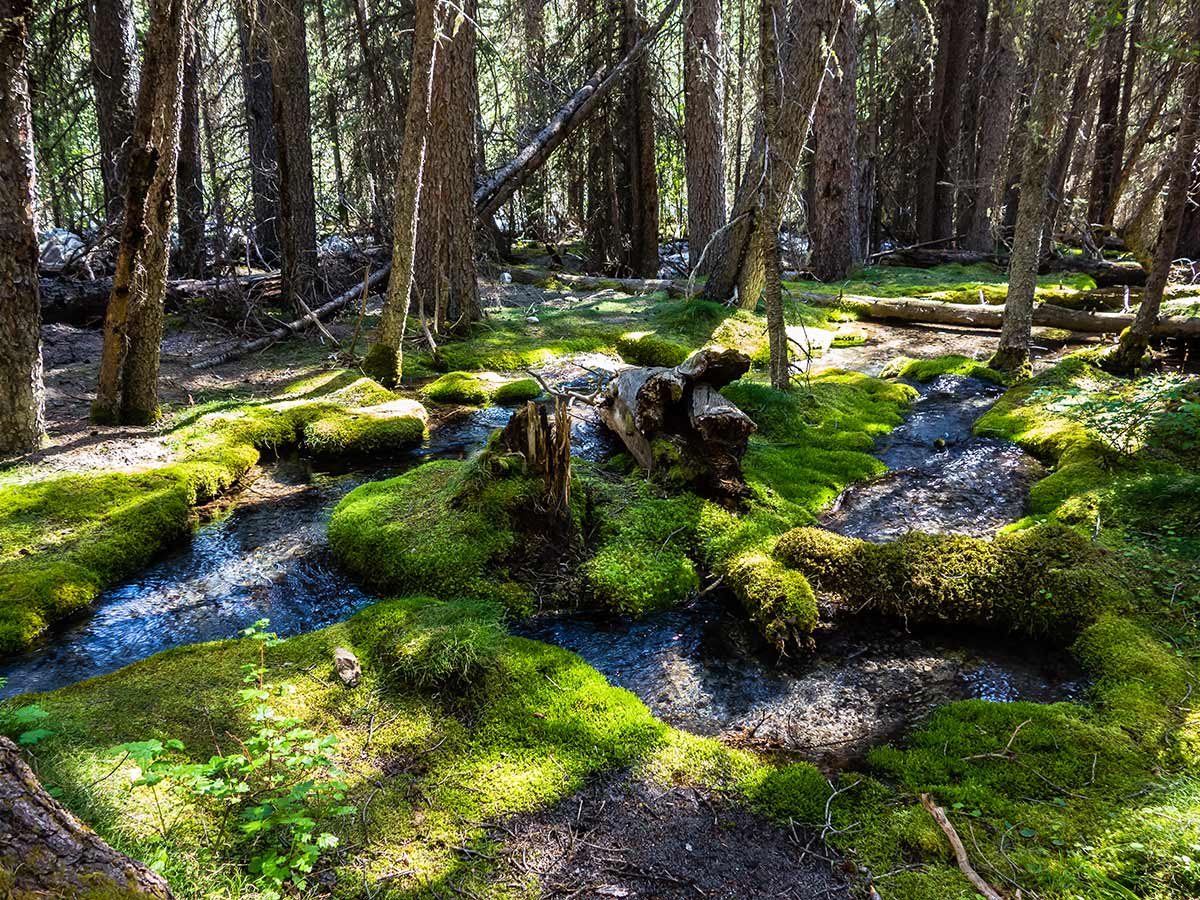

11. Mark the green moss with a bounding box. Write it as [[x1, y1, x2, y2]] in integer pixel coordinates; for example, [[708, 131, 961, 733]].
[[614, 332, 692, 367], [301, 400, 427, 455], [776, 523, 1132, 641], [374, 597, 507, 688], [422, 371, 493, 406], [490, 378, 542, 405], [883, 354, 1008, 385], [361, 342, 402, 387]]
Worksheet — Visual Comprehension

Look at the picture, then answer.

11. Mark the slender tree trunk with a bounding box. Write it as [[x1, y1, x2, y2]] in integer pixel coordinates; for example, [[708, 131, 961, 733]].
[[990, 0, 1068, 376], [176, 24, 206, 278], [313, 0, 347, 230], [963, 0, 1018, 251], [1041, 48, 1094, 252], [350, 0, 393, 242], [956, 0, 989, 237], [1107, 8, 1200, 374], [236, 0, 280, 265], [265, 0, 317, 309], [683, 0, 726, 273], [93, 0, 188, 425], [86, 0, 139, 223], [809, 0, 860, 281], [521, 0, 549, 240], [361, 0, 438, 385], [1087, 9, 1126, 232], [624, 0, 660, 276], [760, 0, 788, 389], [0, 0, 44, 455], [703, 0, 844, 306]]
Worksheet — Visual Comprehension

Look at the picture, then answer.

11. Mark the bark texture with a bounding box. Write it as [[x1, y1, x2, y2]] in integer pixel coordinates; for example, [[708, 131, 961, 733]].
[[235, 0, 280, 265], [809, 0, 861, 281], [176, 25, 206, 278], [0, 736, 175, 898], [1088, 9, 1127, 232], [683, 0, 726, 273], [93, 0, 188, 425], [87, 0, 140, 222], [0, 0, 44, 455], [759, 0, 787, 388], [265, 0, 317, 308]]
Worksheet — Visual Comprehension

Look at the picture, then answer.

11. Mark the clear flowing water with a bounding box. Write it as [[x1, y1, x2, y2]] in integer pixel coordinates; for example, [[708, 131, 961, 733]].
[[821, 375, 1045, 541]]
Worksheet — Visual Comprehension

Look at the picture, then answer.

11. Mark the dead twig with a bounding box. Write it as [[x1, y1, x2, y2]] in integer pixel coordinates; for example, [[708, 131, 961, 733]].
[[919, 793, 1007, 900]]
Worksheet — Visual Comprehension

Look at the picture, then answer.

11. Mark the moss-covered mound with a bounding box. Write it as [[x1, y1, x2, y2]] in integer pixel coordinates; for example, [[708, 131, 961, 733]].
[[0, 372, 426, 652], [614, 332, 692, 367], [777, 523, 1132, 640], [422, 371, 543, 406], [882, 354, 1008, 385]]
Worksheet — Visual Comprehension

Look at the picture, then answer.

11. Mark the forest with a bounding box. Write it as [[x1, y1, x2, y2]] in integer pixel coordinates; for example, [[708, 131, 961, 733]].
[[2, 0, 1200, 896]]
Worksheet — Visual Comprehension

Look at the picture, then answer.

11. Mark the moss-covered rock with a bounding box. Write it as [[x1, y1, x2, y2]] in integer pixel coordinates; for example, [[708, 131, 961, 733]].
[[422, 371, 493, 405], [776, 523, 1132, 641], [301, 399, 427, 455], [882, 354, 1008, 385], [491, 378, 542, 405], [615, 333, 692, 367]]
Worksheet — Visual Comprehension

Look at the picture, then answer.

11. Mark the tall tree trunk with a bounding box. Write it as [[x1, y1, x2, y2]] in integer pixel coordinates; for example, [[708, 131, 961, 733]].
[[955, 0, 989, 238], [760, 0, 788, 389], [361, 0, 438, 386], [86, 0, 139, 223], [963, 0, 1018, 251], [0, 0, 44, 455], [1087, 9, 1126, 232], [313, 0, 347, 229], [176, 24, 206, 278], [520, 0, 549, 240], [1041, 48, 1094, 252], [350, 0, 394, 242], [236, 0, 280, 265], [703, 0, 844, 306], [915, 0, 973, 244], [990, 0, 1068, 376], [683, 0, 726, 273], [809, 0, 860, 281], [623, 0, 660, 276], [265, 0, 317, 308], [1107, 7, 1200, 374], [93, 0, 188, 425]]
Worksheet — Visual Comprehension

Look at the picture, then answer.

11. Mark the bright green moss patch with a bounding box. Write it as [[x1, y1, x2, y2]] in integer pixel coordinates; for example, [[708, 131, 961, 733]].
[[0, 373, 425, 652], [422, 371, 493, 405], [373, 597, 507, 688], [777, 523, 1133, 641], [614, 332, 692, 367], [491, 378, 542, 405], [882, 354, 1008, 385]]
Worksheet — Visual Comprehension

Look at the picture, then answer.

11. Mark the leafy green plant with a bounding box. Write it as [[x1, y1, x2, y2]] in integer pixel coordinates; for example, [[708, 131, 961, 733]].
[[110, 621, 354, 899], [0, 678, 54, 746]]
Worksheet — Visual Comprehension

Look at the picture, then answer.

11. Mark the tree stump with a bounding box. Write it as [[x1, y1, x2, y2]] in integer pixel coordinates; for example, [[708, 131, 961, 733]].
[[598, 347, 756, 495], [0, 736, 175, 898], [495, 397, 573, 526]]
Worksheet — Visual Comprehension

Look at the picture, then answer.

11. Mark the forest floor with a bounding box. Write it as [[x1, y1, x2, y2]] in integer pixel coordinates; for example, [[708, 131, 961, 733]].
[[3, 260, 1200, 900]]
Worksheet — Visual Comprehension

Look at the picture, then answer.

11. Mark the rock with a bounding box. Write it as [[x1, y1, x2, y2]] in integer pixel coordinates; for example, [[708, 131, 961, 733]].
[[500, 271, 513, 284], [526, 315, 540, 323], [333, 647, 361, 687]]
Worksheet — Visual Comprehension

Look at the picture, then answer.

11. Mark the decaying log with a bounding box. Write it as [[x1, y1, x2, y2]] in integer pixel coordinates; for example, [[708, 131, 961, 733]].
[[40, 272, 279, 326], [599, 348, 755, 495], [794, 290, 1200, 338], [190, 264, 391, 369], [0, 736, 175, 898]]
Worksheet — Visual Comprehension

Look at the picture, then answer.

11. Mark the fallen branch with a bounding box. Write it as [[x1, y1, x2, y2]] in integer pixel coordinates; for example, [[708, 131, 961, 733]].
[[190, 264, 391, 369], [919, 793, 1007, 900]]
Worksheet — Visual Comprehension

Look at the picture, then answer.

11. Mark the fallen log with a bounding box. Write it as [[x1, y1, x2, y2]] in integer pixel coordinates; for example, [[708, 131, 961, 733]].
[[190, 264, 391, 369], [599, 347, 755, 496], [473, 0, 681, 220], [40, 272, 279, 326], [506, 266, 689, 297], [0, 736, 175, 898], [794, 290, 1200, 338]]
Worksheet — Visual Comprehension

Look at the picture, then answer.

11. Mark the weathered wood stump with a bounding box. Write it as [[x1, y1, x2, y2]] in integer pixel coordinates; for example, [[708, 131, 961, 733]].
[[598, 347, 756, 495], [494, 398, 573, 525], [0, 736, 175, 898]]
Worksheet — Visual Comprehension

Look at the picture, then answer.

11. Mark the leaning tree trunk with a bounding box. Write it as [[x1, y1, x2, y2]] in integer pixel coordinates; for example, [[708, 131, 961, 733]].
[[683, 0, 726, 274], [1107, 3, 1200, 374], [413, 0, 480, 333], [808, 0, 860, 281], [86, 0, 140, 223], [990, 0, 1069, 377], [703, 0, 844, 306], [0, 0, 45, 455], [361, 0, 438, 386], [236, 0, 280, 266], [93, 0, 188, 425], [1, 737, 175, 898], [265, 0, 318, 310], [963, 3, 1018, 251], [176, 24, 207, 279]]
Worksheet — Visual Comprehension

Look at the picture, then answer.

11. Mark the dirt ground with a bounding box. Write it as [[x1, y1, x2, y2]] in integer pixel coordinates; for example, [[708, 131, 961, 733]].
[[488, 773, 851, 899]]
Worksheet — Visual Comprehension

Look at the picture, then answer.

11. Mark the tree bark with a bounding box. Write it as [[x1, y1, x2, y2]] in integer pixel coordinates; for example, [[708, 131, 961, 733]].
[[93, 0, 188, 425], [703, 0, 844, 306], [313, 0, 347, 229], [991, 0, 1070, 376], [1042, 48, 1094, 252], [1087, 8, 1126, 232], [235, 0, 280, 266], [1107, 5, 1200, 374], [86, 0, 140, 223], [1, 737, 175, 898], [809, 0, 861, 281], [963, 2, 1018, 251], [362, 0, 438, 386], [265, 0, 317, 309], [176, 24, 206, 278], [520, 0, 550, 240], [683, 0, 726, 274], [623, 0, 660, 277], [760, 0, 788, 388], [0, 0, 44, 455]]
